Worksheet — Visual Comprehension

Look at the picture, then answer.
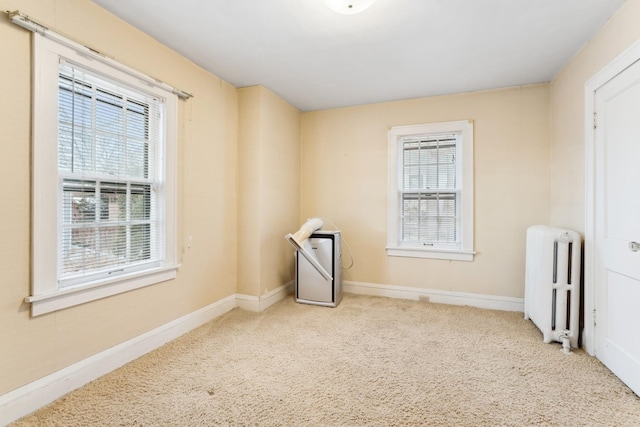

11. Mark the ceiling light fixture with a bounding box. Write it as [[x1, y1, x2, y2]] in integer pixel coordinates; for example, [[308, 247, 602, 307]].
[[323, 0, 377, 15]]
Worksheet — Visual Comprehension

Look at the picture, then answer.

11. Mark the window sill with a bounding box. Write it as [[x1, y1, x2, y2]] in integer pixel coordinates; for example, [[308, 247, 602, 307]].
[[25, 265, 180, 316], [386, 246, 475, 262]]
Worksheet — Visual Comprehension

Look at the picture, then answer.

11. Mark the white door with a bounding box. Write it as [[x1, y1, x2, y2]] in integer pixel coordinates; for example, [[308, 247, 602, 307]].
[[594, 58, 640, 396]]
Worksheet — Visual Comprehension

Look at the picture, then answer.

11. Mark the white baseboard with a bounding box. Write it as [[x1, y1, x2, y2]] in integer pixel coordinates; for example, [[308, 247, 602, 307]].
[[235, 293, 260, 312], [236, 281, 294, 312], [0, 294, 237, 426], [260, 281, 294, 311], [344, 280, 524, 312]]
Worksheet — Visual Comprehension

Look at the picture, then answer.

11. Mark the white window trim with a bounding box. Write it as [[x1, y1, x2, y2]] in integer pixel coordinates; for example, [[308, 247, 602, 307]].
[[387, 120, 474, 261], [27, 33, 179, 316]]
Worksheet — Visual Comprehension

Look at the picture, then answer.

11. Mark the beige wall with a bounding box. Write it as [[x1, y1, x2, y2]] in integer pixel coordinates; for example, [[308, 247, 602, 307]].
[[237, 86, 301, 297], [550, 0, 640, 232], [301, 85, 551, 298], [0, 0, 238, 395]]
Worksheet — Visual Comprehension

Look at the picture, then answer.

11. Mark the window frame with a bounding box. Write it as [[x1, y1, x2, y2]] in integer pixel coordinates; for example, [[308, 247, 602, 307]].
[[387, 121, 474, 261], [27, 33, 179, 316]]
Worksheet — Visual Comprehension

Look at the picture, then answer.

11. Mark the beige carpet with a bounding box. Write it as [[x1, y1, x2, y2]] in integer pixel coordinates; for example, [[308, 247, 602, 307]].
[[11, 294, 640, 426]]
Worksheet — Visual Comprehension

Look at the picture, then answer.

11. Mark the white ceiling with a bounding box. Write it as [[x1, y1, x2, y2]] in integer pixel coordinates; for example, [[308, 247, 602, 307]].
[[91, 0, 625, 112]]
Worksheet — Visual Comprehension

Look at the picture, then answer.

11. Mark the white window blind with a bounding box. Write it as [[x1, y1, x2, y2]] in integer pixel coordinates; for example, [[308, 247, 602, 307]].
[[57, 63, 164, 287], [400, 134, 460, 246]]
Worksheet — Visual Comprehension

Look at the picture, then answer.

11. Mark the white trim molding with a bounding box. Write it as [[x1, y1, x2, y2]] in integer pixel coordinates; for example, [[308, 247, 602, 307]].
[[344, 280, 524, 312], [236, 281, 295, 312], [584, 38, 640, 356]]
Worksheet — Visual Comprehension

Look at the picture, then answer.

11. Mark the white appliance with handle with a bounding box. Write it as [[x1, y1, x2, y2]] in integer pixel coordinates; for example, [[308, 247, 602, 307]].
[[286, 219, 342, 307]]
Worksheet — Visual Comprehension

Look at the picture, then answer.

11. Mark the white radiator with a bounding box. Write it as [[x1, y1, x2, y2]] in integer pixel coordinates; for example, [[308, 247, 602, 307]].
[[524, 225, 581, 348]]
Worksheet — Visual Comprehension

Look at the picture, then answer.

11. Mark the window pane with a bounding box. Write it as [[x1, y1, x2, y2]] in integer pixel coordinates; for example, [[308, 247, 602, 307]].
[[70, 93, 92, 128], [97, 224, 126, 268], [73, 131, 95, 173], [424, 166, 439, 190], [58, 67, 153, 179], [127, 139, 148, 178], [438, 144, 456, 189], [131, 224, 151, 261], [100, 182, 127, 221], [403, 143, 420, 165], [62, 180, 97, 276], [402, 192, 457, 244], [95, 89, 123, 134], [63, 180, 96, 224], [127, 101, 148, 139], [58, 123, 73, 172], [403, 165, 421, 190], [403, 136, 457, 192], [96, 133, 124, 175], [61, 181, 153, 279], [131, 184, 151, 221], [438, 217, 456, 242]]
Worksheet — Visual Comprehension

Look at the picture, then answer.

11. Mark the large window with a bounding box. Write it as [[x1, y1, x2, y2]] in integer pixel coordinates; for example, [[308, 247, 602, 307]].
[[28, 33, 178, 316], [387, 121, 474, 261]]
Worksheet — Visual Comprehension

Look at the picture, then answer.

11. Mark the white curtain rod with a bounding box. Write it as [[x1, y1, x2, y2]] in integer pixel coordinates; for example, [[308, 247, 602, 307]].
[[7, 10, 194, 100]]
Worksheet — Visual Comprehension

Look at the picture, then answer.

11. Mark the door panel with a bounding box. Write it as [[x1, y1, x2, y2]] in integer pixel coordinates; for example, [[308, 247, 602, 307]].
[[594, 58, 640, 396], [607, 271, 640, 358]]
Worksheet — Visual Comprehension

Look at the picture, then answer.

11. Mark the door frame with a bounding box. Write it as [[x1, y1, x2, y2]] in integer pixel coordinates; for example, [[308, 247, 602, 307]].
[[584, 39, 640, 356]]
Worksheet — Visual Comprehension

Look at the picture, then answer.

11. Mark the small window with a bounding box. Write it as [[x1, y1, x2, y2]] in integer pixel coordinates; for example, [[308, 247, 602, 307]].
[[387, 121, 474, 261], [29, 34, 178, 316]]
